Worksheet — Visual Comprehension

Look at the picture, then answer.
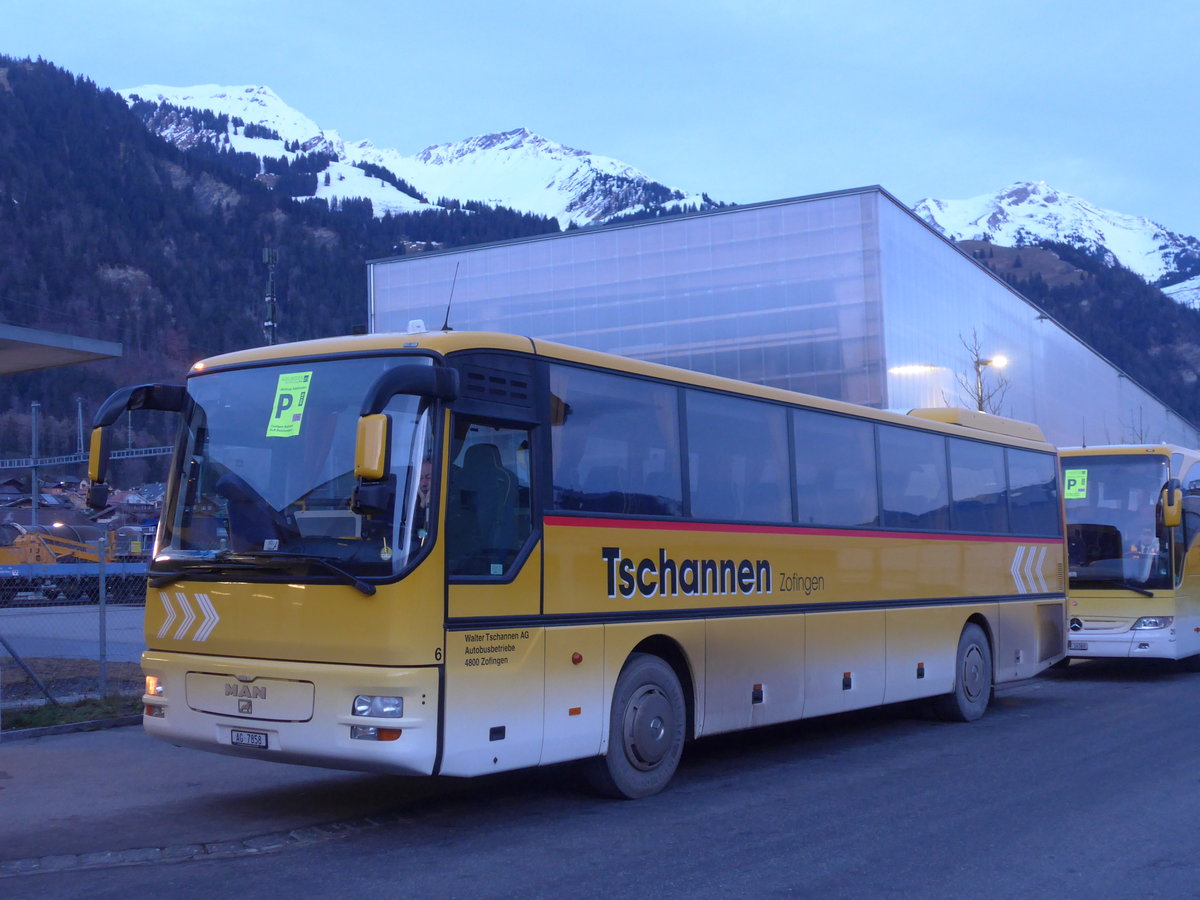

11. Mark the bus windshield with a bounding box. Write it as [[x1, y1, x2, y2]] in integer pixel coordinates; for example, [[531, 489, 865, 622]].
[[1064, 454, 1173, 591], [154, 355, 436, 583]]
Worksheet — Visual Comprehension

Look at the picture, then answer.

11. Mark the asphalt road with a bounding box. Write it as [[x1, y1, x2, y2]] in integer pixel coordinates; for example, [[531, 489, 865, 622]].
[[0, 603, 145, 664], [3, 658, 1199, 899]]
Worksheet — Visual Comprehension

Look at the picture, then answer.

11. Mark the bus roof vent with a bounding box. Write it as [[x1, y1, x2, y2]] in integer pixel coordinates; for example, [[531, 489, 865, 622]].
[[907, 407, 1047, 442]]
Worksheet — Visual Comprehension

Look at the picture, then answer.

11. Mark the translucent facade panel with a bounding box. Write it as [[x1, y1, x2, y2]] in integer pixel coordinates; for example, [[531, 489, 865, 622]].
[[877, 201, 1198, 447], [370, 193, 887, 404], [369, 190, 1199, 450]]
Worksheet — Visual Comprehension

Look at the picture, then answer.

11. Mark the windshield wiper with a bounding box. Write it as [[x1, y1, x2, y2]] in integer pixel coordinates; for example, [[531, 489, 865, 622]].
[[229, 550, 377, 595], [149, 562, 259, 589], [1068, 574, 1154, 597], [150, 551, 376, 595]]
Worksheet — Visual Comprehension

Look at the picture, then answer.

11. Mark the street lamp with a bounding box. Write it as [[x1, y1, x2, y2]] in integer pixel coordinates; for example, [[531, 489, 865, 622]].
[[973, 354, 1008, 411]]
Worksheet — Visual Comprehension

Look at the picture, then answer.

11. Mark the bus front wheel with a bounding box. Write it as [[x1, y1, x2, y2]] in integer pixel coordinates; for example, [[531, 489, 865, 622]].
[[584, 652, 686, 799], [933, 623, 993, 722]]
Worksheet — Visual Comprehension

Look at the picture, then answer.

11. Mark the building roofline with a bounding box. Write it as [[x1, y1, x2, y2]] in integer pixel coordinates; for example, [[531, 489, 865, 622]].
[[0, 323, 122, 375], [365, 184, 894, 266], [367, 183, 1199, 434]]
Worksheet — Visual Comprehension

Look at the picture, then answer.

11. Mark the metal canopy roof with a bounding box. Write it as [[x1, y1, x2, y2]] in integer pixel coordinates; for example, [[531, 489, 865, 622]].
[[0, 323, 122, 375]]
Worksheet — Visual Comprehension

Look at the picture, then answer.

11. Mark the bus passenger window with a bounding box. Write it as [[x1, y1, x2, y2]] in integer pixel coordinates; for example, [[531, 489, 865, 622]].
[[1007, 449, 1060, 537], [1183, 469, 1200, 550], [685, 391, 790, 523], [549, 365, 682, 517], [445, 422, 532, 577], [948, 438, 1009, 534], [793, 409, 879, 528], [879, 426, 950, 531]]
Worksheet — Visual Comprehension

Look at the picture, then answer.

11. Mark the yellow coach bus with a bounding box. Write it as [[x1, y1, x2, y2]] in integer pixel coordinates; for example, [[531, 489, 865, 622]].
[[88, 331, 1066, 798], [1061, 444, 1200, 661]]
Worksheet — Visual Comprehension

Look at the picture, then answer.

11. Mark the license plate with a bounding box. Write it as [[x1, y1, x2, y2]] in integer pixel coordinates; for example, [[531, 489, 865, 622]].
[[1068, 640, 1088, 651], [230, 729, 269, 749]]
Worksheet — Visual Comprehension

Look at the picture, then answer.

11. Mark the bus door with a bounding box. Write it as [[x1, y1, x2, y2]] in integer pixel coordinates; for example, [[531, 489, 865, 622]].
[[439, 409, 545, 777]]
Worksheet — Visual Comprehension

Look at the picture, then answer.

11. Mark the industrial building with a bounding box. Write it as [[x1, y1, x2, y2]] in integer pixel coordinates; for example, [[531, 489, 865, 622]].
[[368, 185, 1198, 448]]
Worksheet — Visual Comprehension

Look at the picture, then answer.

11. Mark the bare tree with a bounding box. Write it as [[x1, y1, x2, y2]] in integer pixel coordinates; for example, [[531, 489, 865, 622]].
[[1122, 407, 1154, 443], [944, 329, 1011, 414]]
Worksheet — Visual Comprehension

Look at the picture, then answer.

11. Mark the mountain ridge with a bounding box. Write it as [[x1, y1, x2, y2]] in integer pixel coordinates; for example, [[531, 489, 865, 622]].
[[122, 84, 1200, 308], [121, 84, 717, 228], [914, 181, 1200, 296]]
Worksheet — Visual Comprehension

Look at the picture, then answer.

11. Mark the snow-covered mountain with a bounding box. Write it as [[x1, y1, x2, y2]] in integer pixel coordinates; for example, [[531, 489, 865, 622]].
[[118, 87, 1200, 307], [1163, 275, 1200, 310], [914, 181, 1200, 290], [120, 84, 714, 228]]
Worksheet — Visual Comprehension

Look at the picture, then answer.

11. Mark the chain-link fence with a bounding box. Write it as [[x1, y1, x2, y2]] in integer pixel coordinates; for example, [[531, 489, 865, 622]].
[[0, 556, 147, 733]]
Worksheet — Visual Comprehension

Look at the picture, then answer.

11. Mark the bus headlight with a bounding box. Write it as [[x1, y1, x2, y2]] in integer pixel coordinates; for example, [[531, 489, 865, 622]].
[[145, 675, 164, 697], [352, 695, 403, 717], [1132, 616, 1174, 630]]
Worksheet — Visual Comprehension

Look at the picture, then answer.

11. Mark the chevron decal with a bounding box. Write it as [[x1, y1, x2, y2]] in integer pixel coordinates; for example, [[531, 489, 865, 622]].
[[1012, 545, 1049, 594], [156, 590, 221, 642]]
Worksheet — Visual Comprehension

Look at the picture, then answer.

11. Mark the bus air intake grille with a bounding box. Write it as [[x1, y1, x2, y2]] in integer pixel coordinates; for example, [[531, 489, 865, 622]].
[[461, 367, 531, 407]]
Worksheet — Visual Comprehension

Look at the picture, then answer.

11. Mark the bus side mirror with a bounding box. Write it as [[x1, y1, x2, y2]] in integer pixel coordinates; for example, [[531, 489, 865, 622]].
[[1162, 479, 1182, 528], [88, 383, 187, 511], [87, 427, 114, 510], [354, 414, 390, 481], [353, 414, 395, 516]]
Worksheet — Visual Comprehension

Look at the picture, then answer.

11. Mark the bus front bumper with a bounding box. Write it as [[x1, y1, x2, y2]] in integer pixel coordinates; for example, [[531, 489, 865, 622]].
[[140, 651, 441, 776], [1066, 624, 1178, 660]]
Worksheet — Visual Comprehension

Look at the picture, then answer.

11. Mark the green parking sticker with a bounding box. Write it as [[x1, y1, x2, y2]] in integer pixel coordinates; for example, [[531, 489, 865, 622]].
[[1063, 468, 1088, 499], [266, 371, 313, 437]]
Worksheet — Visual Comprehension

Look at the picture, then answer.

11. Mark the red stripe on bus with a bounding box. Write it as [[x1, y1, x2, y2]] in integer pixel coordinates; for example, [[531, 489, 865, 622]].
[[542, 515, 1059, 544]]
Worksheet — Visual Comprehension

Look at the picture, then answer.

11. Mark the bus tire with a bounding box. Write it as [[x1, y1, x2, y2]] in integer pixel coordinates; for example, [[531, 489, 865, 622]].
[[933, 623, 992, 722], [584, 652, 686, 799]]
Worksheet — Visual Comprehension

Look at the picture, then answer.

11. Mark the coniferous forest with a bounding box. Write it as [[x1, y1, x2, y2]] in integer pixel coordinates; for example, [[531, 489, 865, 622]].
[[3, 55, 1200, 476], [0, 57, 558, 465], [976, 240, 1200, 428]]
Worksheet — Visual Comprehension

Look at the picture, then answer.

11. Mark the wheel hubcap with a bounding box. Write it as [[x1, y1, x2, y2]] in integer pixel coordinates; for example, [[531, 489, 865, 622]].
[[622, 685, 674, 770], [962, 645, 985, 702]]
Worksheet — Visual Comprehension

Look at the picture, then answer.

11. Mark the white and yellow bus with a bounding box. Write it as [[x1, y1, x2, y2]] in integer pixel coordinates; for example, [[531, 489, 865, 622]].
[[1061, 444, 1200, 661], [89, 331, 1066, 798]]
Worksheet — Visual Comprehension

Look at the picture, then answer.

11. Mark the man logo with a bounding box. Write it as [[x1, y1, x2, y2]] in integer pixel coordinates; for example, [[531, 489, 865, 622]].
[[239, 699, 253, 714], [225, 683, 267, 699]]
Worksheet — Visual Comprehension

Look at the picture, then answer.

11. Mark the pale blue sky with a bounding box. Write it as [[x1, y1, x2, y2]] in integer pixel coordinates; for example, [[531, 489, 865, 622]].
[[6, 0, 1199, 235]]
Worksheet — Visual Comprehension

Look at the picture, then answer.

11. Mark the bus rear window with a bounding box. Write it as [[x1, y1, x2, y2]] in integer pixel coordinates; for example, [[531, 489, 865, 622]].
[[1008, 449, 1061, 536]]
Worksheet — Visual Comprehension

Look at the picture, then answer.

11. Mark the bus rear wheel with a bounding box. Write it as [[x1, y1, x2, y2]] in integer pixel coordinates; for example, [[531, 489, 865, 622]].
[[584, 652, 686, 799], [933, 623, 993, 722]]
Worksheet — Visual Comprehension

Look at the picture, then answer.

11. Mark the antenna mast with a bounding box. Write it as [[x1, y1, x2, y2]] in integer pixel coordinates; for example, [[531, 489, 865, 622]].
[[263, 246, 278, 345], [441, 262, 460, 332]]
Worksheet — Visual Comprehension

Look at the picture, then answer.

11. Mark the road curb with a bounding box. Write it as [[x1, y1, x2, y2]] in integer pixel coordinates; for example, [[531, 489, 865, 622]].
[[0, 714, 141, 743], [0, 810, 414, 878]]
